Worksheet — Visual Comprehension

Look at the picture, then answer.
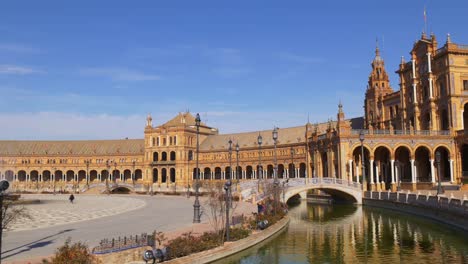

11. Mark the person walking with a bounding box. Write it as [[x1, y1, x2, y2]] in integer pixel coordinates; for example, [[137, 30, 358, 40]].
[[69, 194, 75, 204]]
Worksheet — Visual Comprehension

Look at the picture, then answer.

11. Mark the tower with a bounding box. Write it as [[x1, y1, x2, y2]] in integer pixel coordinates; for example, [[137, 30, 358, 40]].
[[364, 44, 393, 129]]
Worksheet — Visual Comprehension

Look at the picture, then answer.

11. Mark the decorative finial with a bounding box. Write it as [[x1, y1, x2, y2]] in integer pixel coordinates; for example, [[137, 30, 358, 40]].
[[446, 33, 451, 44], [146, 113, 153, 127], [400, 56, 406, 64]]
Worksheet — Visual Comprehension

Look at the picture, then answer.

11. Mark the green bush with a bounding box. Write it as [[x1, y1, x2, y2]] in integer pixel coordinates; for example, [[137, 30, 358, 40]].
[[165, 231, 222, 260], [229, 227, 251, 241], [43, 238, 98, 264]]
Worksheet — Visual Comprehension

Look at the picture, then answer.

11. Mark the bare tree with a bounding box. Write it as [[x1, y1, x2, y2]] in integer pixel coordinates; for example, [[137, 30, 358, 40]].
[[2, 198, 31, 231], [201, 181, 239, 244]]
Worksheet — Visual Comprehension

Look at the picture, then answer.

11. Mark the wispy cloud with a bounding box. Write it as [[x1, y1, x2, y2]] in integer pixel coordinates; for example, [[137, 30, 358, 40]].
[[0, 43, 39, 53], [80, 67, 161, 81], [277, 52, 323, 64], [0, 65, 44, 75]]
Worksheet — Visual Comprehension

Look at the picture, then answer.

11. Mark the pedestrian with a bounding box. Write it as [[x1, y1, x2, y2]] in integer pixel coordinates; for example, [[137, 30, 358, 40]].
[[69, 194, 75, 203]]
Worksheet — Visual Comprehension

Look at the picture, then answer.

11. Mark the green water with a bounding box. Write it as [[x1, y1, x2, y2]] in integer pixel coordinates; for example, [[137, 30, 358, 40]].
[[217, 202, 468, 264]]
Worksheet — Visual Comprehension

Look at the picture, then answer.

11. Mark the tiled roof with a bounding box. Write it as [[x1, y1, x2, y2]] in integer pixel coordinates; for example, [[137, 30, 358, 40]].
[[199, 126, 307, 151], [0, 139, 144, 156], [161, 112, 208, 128]]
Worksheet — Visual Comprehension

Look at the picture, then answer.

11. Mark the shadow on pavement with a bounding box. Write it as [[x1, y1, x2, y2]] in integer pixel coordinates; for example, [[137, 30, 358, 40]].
[[2, 229, 74, 260]]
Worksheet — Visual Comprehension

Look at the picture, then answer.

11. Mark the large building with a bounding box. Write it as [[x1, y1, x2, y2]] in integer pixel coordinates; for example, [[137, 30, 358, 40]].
[[1, 33, 468, 193]]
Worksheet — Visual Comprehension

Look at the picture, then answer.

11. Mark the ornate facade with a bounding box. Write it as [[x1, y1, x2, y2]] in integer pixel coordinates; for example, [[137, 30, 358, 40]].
[[1, 33, 468, 193]]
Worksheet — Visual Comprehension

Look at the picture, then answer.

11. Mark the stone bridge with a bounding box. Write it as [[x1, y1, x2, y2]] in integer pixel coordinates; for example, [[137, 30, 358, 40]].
[[239, 177, 363, 204]]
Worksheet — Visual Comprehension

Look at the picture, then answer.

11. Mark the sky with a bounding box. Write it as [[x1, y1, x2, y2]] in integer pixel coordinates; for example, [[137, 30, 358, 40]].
[[1, 0, 467, 140]]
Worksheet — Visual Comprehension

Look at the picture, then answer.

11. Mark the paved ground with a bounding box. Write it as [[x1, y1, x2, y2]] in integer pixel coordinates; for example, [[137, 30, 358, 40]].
[[3, 194, 256, 264]]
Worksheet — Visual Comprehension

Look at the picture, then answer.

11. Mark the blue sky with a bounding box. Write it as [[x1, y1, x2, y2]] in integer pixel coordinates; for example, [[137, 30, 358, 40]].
[[1, 1, 467, 140]]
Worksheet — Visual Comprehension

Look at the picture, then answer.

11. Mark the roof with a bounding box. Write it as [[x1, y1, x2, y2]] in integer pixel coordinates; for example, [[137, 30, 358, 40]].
[[161, 112, 208, 128], [0, 139, 144, 156], [200, 126, 307, 151]]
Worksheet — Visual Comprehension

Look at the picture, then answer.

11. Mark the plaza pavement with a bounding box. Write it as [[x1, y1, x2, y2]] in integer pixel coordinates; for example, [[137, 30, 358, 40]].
[[3, 194, 255, 263]]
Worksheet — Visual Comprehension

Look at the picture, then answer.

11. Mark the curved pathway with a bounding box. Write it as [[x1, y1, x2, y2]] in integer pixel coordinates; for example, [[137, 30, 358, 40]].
[[3, 194, 198, 263]]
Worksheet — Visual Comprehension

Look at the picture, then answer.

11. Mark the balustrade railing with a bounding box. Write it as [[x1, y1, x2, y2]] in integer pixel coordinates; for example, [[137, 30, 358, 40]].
[[350, 129, 450, 136]]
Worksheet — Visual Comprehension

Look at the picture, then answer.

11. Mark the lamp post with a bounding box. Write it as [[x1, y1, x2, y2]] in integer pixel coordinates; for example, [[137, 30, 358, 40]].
[[113, 161, 117, 183], [85, 159, 90, 187], [359, 130, 366, 190], [257, 133, 263, 192], [193, 113, 201, 223], [132, 160, 136, 186], [106, 160, 110, 194], [228, 139, 233, 208], [436, 151, 444, 195], [236, 143, 240, 183], [187, 151, 193, 198], [290, 147, 294, 179], [53, 167, 56, 195], [272, 127, 279, 215], [224, 180, 232, 242]]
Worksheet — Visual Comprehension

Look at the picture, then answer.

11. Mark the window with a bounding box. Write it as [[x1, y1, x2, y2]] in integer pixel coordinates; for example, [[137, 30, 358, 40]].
[[157, 137, 160, 146], [464, 80, 468, 91], [439, 80, 446, 96]]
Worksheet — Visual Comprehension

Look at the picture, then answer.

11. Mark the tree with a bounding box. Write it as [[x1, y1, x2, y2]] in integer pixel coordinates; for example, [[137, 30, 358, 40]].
[[2, 198, 31, 231]]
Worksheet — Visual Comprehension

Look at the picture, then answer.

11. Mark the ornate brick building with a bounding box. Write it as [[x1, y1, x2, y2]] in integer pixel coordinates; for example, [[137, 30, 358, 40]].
[[1, 33, 468, 193]]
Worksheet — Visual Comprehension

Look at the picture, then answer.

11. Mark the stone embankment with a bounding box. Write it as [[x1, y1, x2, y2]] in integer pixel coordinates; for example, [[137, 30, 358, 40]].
[[363, 191, 468, 231]]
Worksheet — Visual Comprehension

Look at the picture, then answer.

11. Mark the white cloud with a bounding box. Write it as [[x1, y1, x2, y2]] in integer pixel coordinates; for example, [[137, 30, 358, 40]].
[[0, 44, 39, 53], [0, 65, 44, 75], [277, 52, 323, 64], [80, 67, 160, 81]]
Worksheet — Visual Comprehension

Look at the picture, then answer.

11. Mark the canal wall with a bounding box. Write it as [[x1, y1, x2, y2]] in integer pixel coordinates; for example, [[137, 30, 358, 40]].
[[161, 216, 290, 264], [363, 191, 468, 232]]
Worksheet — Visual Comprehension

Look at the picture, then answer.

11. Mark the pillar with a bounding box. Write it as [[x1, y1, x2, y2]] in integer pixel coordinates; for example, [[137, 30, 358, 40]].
[[390, 160, 395, 183], [348, 160, 353, 182], [430, 159, 435, 183], [369, 160, 374, 184], [410, 159, 416, 183], [450, 159, 454, 183]]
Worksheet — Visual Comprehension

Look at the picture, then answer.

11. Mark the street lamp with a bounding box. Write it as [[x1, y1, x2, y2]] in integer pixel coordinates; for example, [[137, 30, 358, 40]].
[[290, 147, 295, 179], [228, 139, 233, 208], [257, 133, 263, 192], [132, 160, 136, 186], [436, 151, 444, 195], [272, 127, 279, 215], [236, 143, 240, 183], [224, 180, 232, 242], [193, 113, 202, 223], [85, 159, 90, 187], [106, 160, 110, 194], [359, 130, 366, 190]]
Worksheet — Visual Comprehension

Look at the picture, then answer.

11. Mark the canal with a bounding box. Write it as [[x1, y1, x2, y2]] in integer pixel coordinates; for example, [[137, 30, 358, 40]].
[[217, 202, 468, 263]]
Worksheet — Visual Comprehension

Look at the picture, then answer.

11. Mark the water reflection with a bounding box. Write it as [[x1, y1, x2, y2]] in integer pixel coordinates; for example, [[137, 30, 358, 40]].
[[218, 202, 468, 264]]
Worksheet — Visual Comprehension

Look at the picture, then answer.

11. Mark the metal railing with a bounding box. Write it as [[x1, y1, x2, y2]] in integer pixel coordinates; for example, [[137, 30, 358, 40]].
[[350, 129, 450, 136]]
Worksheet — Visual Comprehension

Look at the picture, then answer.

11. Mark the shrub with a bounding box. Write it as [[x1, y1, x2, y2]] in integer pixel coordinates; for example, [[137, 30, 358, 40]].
[[229, 227, 251, 241], [43, 238, 99, 264], [165, 231, 222, 260]]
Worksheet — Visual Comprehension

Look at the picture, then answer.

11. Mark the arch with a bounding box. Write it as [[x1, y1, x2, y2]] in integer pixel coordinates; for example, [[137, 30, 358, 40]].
[[225, 167, 232, 180], [374, 146, 391, 189], [5, 170, 14, 181], [395, 146, 412, 183], [170, 151, 176, 161], [464, 103, 468, 130], [161, 168, 167, 183], [283, 185, 361, 204], [111, 186, 132, 194], [153, 152, 159, 161], [434, 146, 451, 182], [112, 169, 120, 182], [415, 146, 431, 182], [320, 152, 328, 178], [90, 170, 98, 182], [267, 165, 274, 178], [30, 170, 39, 182], [42, 170, 51, 182], [65, 170, 74, 182], [204, 167, 211, 180], [18, 170, 27, 181], [192, 168, 198, 180], [124, 169, 132, 181], [170, 168, 176, 183], [152, 168, 158, 183], [135, 169, 143, 181], [101, 170, 108, 181], [54, 170, 63, 182], [235, 166, 242, 180], [299, 163, 306, 178], [246, 166, 253, 179], [288, 163, 295, 178], [78, 170, 86, 182], [161, 152, 167, 161], [215, 167, 222, 180], [278, 164, 285, 179], [352, 146, 370, 183]]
